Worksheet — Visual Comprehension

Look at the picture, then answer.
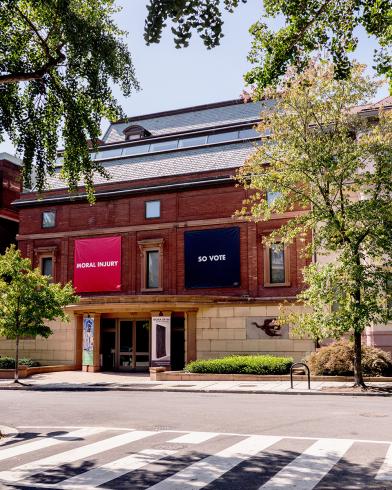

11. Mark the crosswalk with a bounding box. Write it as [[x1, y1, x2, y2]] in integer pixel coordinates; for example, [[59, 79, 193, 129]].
[[0, 426, 391, 489]]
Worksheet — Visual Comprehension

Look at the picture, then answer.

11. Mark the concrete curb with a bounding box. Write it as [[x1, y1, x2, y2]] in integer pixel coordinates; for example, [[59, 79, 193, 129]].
[[0, 384, 391, 396], [0, 425, 19, 439]]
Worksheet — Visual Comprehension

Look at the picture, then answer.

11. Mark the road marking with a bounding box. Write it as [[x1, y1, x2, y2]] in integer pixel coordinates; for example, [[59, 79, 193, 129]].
[[0, 427, 102, 462], [260, 438, 353, 489], [375, 443, 392, 480], [148, 435, 281, 489], [14, 427, 392, 445], [168, 432, 218, 444], [52, 448, 177, 489], [0, 430, 155, 483]]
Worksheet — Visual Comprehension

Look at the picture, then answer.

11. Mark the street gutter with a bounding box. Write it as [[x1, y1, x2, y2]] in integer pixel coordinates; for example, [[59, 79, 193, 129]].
[[0, 384, 391, 396]]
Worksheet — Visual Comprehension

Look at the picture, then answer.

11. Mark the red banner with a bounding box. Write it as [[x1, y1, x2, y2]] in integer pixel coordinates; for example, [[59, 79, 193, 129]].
[[74, 236, 121, 293]]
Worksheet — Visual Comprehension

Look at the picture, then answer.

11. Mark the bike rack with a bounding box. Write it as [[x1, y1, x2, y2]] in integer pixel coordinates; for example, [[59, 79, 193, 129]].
[[290, 362, 310, 390]]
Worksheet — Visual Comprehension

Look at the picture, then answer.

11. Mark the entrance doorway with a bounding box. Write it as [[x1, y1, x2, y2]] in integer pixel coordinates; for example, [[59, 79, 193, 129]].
[[101, 318, 150, 371]]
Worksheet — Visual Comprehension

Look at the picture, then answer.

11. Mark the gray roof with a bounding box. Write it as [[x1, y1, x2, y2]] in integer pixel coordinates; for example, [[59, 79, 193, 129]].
[[103, 100, 265, 144], [47, 141, 255, 190]]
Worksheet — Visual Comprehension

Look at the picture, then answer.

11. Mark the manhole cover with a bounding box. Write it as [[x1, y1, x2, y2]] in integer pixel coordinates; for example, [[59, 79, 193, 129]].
[[239, 384, 258, 387], [172, 384, 195, 388]]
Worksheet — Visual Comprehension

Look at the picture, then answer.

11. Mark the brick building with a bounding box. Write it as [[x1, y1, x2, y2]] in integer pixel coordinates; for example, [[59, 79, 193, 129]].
[[0, 153, 22, 253], [2, 99, 317, 370]]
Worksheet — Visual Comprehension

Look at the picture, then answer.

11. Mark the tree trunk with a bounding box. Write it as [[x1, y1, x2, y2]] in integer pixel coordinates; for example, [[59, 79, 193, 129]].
[[353, 331, 366, 388], [14, 335, 19, 383]]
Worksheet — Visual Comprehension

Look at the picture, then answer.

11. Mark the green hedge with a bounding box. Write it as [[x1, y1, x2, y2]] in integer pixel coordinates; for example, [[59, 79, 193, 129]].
[[0, 357, 40, 369], [185, 355, 293, 375]]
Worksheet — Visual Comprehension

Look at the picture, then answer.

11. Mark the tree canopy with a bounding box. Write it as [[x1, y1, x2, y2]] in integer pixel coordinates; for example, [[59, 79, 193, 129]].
[[0, 245, 77, 381], [2, 0, 390, 199], [145, 0, 392, 91], [236, 62, 392, 386], [0, 0, 139, 199]]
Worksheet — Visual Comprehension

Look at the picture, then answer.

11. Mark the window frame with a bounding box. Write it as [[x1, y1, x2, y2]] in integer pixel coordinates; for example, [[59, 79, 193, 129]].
[[145, 200, 161, 219], [42, 210, 56, 229], [138, 238, 164, 292], [34, 246, 57, 282], [263, 242, 290, 287], [266, 191, 282, 207]]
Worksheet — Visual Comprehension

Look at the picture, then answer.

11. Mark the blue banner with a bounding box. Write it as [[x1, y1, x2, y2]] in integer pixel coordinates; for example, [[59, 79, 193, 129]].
[[184, 227, 240, 288]]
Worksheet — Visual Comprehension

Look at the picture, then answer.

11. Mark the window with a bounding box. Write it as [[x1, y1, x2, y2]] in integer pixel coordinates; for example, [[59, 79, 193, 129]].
[[93, 148, 122, 160], [42, 211, 56, 228], [138, 238, 164, 292], [122, 144, 150, 156], [150, 140, 178, 152], [266, 191, 282, 206], [178, 135, 207, 148], [239, 128, 259, 139], [35, 246, 57, 282], [146, 251, 159, 289], [145, 200, 160, 219], [264, 242, 290, 287], [41, 257, 53, 277], [207, 131, 239, 144]]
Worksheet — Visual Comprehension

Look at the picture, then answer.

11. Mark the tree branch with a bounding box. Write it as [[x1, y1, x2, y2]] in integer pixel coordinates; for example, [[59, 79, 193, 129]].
[[0, 5, 65, 85], [0, 52, 65, 84]]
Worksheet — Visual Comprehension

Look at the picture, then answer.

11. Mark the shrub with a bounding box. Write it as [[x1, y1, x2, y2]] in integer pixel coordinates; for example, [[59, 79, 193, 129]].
[[0, 357, 15, 369], [18, 358, 40, 367], [307, 340, 392, 377], [0, 357, 40, 369], [185, 355, 293, 375]]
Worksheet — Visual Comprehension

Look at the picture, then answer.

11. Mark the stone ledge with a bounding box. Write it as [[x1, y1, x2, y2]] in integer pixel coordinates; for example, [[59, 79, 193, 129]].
[[151, 371, 392, 383], [0, 364, 79, 379]]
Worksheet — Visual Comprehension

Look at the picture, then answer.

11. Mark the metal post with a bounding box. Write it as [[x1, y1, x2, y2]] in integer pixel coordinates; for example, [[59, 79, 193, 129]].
[[290, 362, 310, 389]]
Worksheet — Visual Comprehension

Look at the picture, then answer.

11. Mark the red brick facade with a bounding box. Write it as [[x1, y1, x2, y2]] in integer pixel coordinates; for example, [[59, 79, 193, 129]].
[[16, 171, 309, 300], [0, 156, 22, 253]]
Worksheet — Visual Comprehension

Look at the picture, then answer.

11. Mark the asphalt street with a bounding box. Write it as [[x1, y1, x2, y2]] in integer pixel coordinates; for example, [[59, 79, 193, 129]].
[[0, 391, 392, 489]]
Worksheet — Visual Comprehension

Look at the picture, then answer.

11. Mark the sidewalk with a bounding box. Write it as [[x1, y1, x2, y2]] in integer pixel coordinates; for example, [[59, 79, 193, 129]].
[[0, 370, 391, 395]]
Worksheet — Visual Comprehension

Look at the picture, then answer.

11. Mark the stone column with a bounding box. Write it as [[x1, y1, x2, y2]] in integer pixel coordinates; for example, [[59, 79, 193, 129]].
[[185, 311, 197, 363], [74, 314, 83, 368]]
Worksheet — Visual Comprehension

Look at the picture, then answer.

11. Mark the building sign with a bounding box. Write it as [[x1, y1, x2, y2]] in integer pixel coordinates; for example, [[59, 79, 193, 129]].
[[74, 236, 121, 292], [82, 316, 94, 365], [184, 227, 240, 288], [151, 316, 171, 367]]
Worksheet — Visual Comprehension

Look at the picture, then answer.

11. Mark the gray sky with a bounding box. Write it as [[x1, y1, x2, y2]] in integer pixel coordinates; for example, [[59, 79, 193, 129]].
[[0, 0, 388, 154]]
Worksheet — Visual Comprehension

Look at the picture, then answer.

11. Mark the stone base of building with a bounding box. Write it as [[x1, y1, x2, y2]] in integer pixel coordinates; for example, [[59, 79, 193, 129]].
[[364, 323, 392, 353], [0, 296, 321, 369]]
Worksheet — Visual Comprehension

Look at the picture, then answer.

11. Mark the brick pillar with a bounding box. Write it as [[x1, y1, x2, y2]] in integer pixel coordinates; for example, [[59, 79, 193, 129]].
[[186, 311, 197, 363], [74, 314, 83, 368]]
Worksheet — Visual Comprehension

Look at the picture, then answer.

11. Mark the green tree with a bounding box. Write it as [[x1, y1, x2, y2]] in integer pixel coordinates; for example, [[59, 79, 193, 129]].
[[144, 1, 391, 91], [0, 246, 78, 383], [236, 62, 392, 387], [0, 0, 139, 200]]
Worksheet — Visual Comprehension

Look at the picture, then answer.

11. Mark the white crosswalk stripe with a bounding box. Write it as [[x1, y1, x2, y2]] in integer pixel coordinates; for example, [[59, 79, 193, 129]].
[[168, 432, 218, 444], [53, 448, 178, 489], [260, 438, 353, 489], [0, 430, 154, 483], [148, 435, 282, 489], [0, 427, 390, 489], [375, 443, 392, 481], [0, 427, 103, 462]]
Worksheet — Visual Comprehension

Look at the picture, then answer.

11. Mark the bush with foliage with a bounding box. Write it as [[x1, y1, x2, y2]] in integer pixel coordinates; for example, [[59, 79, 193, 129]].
[[0, 357, 40, 369], [185, 355, 293, 375], [307, 341, 392, 377]]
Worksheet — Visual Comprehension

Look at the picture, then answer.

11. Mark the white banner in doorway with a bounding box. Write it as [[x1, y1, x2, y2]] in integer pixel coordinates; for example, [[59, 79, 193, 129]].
[[151, 316, 171, 367]]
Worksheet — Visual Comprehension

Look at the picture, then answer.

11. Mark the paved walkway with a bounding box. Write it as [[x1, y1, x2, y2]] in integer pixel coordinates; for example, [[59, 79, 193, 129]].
[[0, 371, 391, 395]]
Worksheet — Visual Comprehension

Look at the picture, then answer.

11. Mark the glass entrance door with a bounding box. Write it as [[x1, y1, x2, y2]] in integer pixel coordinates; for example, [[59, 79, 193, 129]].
[[117, 320, 150, 371], [118, 320, 133, 370]]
